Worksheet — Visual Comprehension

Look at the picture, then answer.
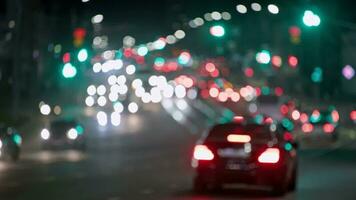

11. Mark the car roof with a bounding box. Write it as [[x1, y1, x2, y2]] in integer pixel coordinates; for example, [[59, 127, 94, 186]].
[[202, 122, 277, 144], [51, 119, 77, 124]]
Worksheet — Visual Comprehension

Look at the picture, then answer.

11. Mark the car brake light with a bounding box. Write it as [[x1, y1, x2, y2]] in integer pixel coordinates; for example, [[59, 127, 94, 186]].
[[227, 134, 251, 143], [233, 116, 244, 122], [302, 123, 313, 133], [193, 145, 214, 160], [258, 148, 280, 164], [323, 123, 335, 133], [331, 110, 339, 122]]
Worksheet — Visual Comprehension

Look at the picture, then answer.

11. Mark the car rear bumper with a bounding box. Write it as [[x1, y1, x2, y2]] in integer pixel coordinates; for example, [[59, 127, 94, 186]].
[[42, 139, 85, 149], [195, 164, 287, 186]]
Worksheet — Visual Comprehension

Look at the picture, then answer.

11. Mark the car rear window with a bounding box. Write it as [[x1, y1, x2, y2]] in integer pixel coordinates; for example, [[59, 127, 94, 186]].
[[206, 123, 273, 143], [50, 121, 76, 135]]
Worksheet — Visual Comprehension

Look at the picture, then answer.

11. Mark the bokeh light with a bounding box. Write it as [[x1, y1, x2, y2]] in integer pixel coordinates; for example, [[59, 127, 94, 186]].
[[342, 65, 355, 80], [97, 111, 108, 126], [267, 4, 279, 14], [128, 102, 139, 113], [236, 4, 247, 14], [40, 104, 51, 115]]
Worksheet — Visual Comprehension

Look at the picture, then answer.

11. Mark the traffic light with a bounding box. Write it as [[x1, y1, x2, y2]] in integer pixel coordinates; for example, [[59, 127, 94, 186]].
[[62, 63, 77, 78], [256, 50, 271, 64], [73, 27, 87, 47], [77, 48, 88, 62], [210, 25, 225, 37], [62, 52, 70, 63], [289, 26, 301, 44], [311, 67, 322, 83], [303, 10, 320, 27]]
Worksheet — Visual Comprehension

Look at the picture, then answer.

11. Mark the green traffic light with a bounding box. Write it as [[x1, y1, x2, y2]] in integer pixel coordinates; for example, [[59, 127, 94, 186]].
[[303, 10, 320, 27], [256, 50, 271, 64], [311, 67, 323, 83], [62, 63, 77, 78], [137, 45, 148, 56], [210, 25, 225, 37], [77, 48, 88, 62]]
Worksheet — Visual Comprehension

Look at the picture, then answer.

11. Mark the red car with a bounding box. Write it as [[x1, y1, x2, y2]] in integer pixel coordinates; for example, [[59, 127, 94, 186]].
[[192, 122, 298, 195]]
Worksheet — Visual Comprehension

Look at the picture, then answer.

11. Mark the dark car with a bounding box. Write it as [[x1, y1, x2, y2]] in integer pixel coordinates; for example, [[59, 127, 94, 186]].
[[300, 108, 339, 141], [192, 122, 298, 195], [0, 125, 22, 161], [40, 119, 86, 150]]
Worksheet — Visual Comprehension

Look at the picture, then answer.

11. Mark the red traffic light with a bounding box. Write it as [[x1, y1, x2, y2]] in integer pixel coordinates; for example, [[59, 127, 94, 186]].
[[73, 28, 86, 39]]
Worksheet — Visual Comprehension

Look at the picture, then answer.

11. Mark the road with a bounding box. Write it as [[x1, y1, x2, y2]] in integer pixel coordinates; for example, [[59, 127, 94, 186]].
[[0, 100, 356, 200]]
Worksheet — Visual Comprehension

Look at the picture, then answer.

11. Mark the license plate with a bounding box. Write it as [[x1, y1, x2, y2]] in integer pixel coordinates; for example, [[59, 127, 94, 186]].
[[218, 148, 249, 158], [227, 163, 242, 170], [314, 126, 323, 134], [52, 140, 65, 146], [226, 159, 247, 170]]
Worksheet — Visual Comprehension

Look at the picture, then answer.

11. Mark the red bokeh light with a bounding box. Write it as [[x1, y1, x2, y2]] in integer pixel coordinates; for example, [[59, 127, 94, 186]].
[[350, 110, 356, 121], [274, 87, 284, 96], [283, 132, 294, 141], [271, 56, 282, 67], [210, 69, 219, 77], [255, 87, 261, 96], [200, 89, 209, 99], [288, 56, 298, 68], [62, 52, 70, 63], [312, 109, 320, 119], [244, 67, 254, 77], [264, 117, 274, 124], [300, 113, 309, 123], [205, 62, 216, 73], [73, 28, 86, 39], [167, 62, 178, 71], [124, 48, 133, 57], [331, 110, 339, 122], [280, 105, 289, 115], [323, 123, 335, 133], [289, 26, 301, 38], [302, 123, 314, 133], [136, 56, 145, 64]]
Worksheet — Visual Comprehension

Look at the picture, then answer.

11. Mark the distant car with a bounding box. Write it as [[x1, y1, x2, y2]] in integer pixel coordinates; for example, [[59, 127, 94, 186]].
[[300, 108, 339, 141], [0, 125, 22, 161], [256, 95, 287, 121], [192, 122, 298, 195], [40, 119, 86, 150]]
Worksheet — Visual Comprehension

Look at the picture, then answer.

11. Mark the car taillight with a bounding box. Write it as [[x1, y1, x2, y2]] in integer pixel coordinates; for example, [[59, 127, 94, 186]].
[[258, 148, 280, 164], [302, 123, 313, 133], [193, 145, 214, 160], [323, 123, 335, 133], [331, 110, 339, 123]]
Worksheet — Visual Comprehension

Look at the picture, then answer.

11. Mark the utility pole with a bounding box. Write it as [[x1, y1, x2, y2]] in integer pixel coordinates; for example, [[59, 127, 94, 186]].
[[9, 0, 23, 118]]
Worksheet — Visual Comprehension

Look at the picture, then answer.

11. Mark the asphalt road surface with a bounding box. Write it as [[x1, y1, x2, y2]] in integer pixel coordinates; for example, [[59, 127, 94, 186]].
[[0, 101, 355, 200]]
